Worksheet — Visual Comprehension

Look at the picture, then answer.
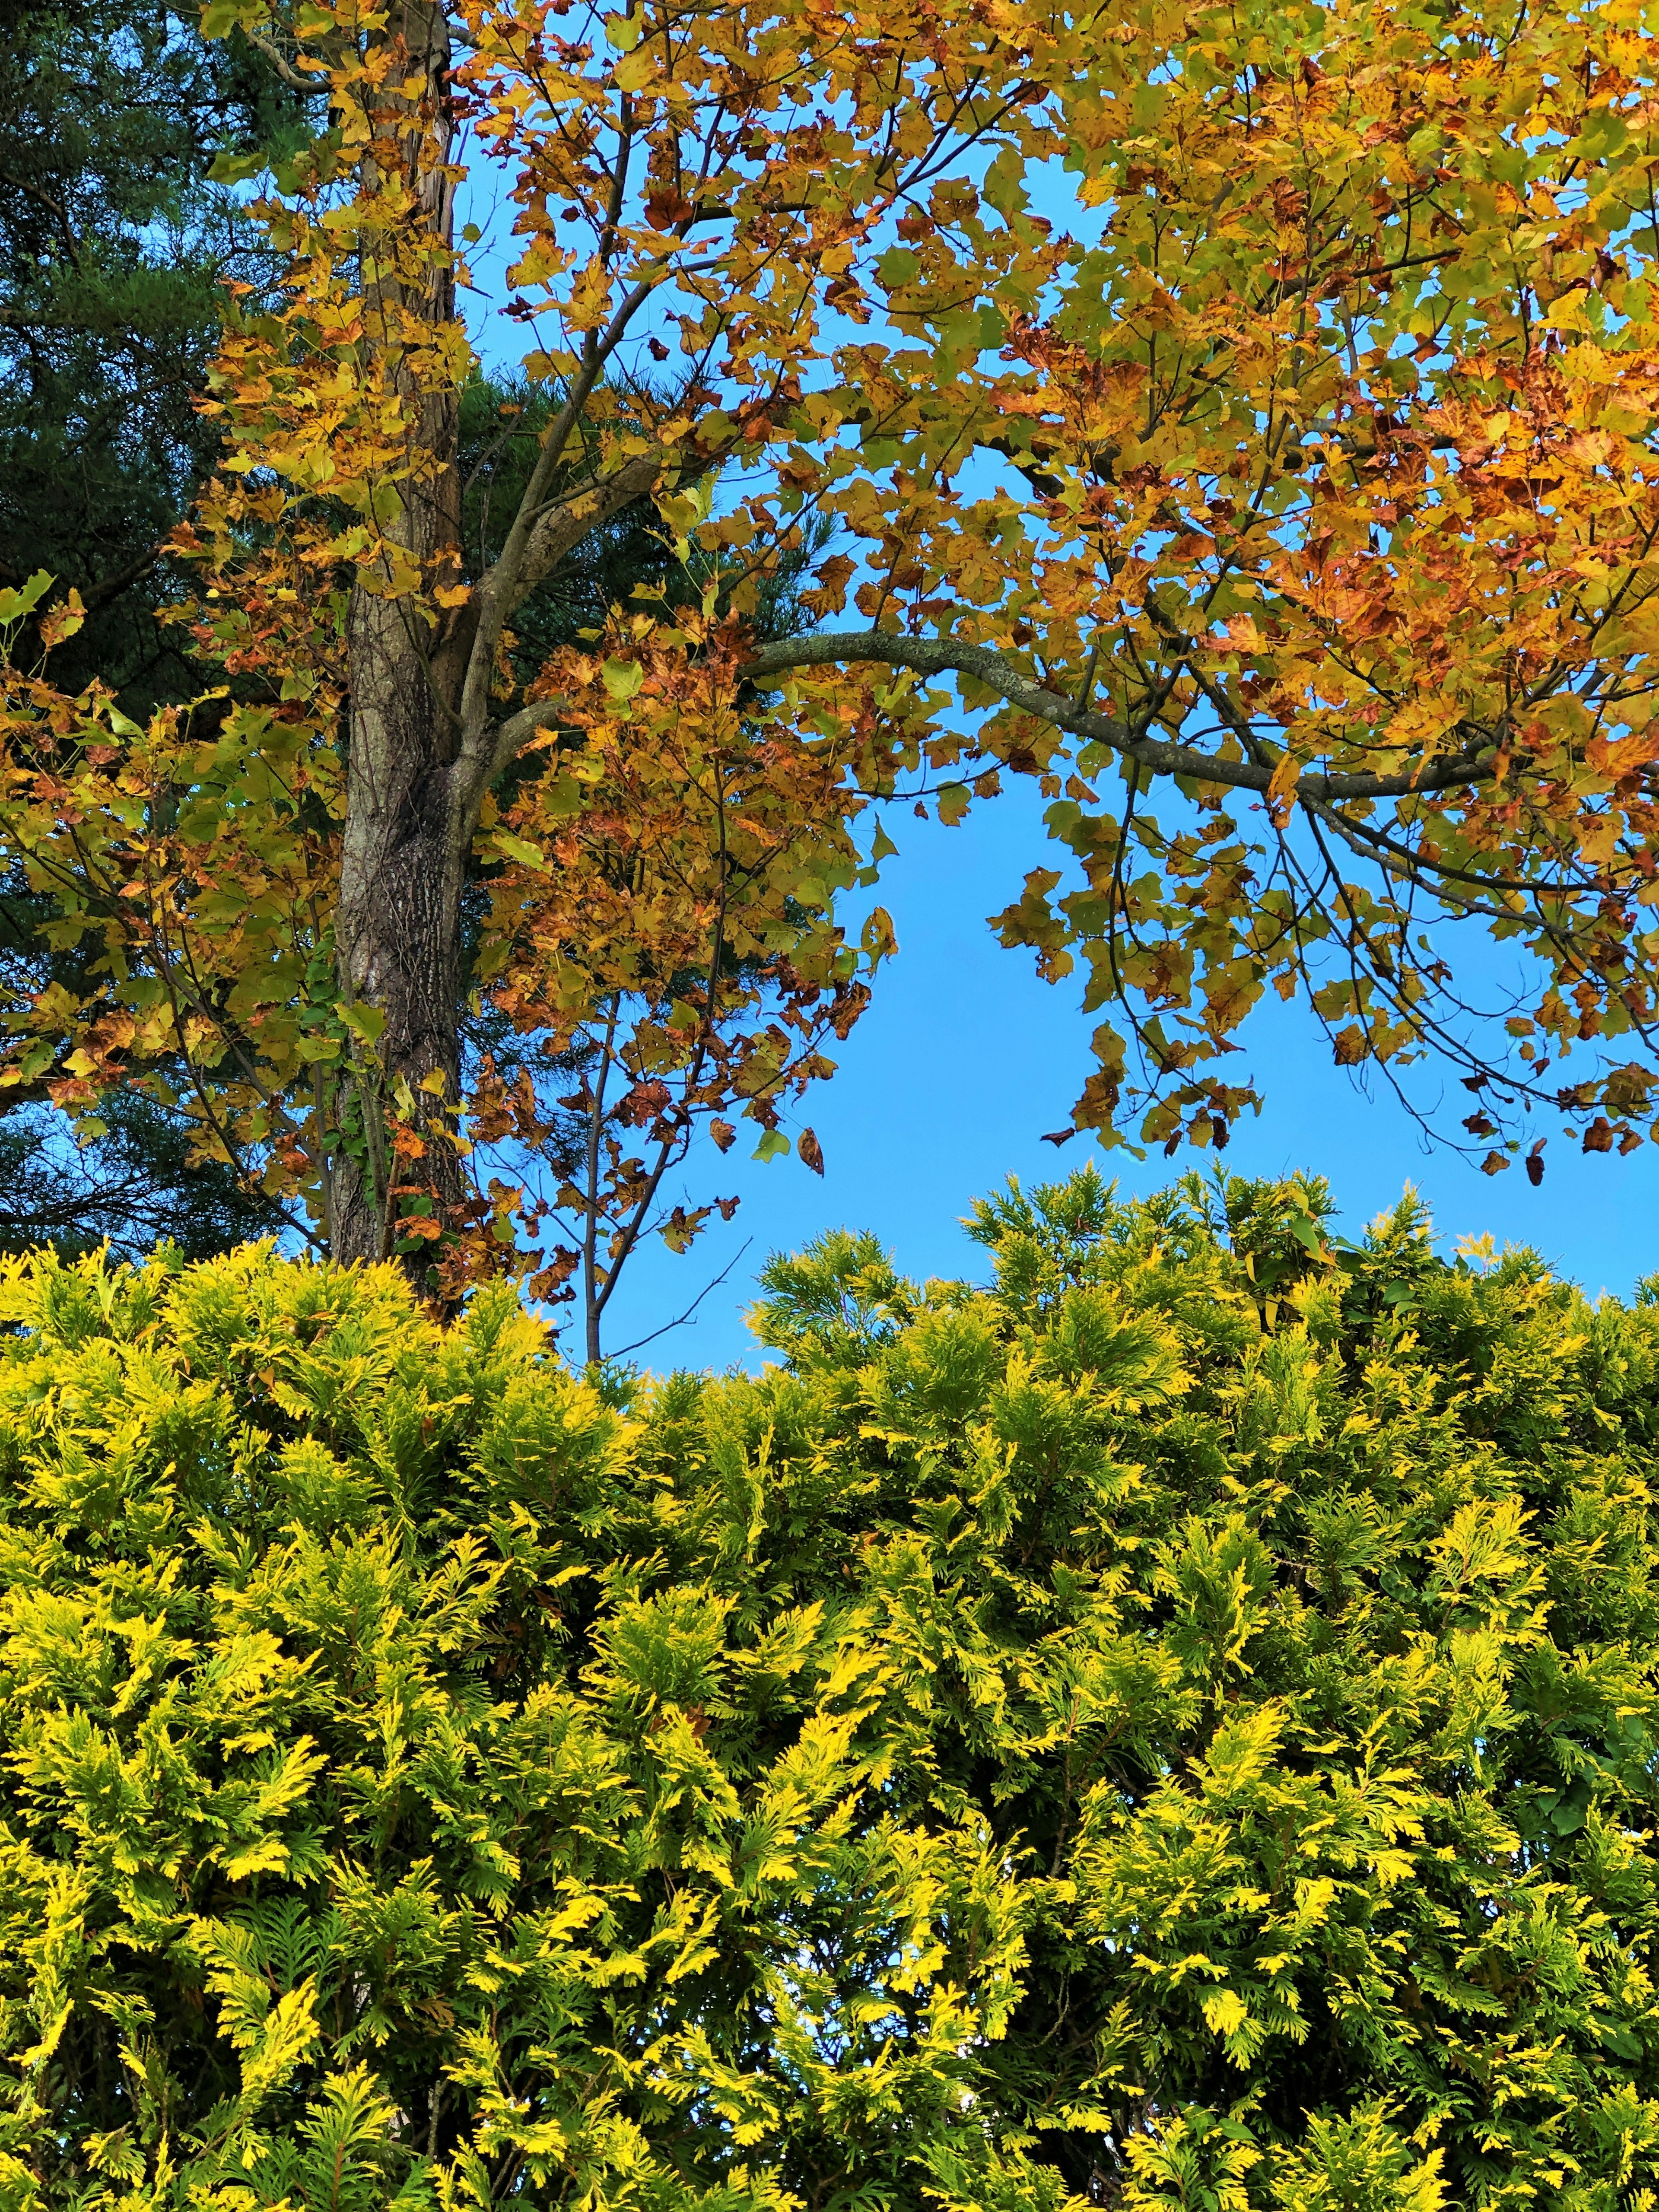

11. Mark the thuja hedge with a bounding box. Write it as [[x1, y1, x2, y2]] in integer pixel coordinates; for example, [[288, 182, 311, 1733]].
[[5, 1169, 1659, 2212]]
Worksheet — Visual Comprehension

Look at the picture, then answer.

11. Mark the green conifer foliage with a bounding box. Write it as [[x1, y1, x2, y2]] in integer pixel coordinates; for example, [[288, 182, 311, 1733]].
[[4, 1173, 1659, 2211]]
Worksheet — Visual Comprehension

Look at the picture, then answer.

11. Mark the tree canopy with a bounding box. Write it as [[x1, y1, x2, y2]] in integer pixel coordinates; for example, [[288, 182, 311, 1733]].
[[6, 1167, 1659, 2210], [10, 0, 1659, 1299]]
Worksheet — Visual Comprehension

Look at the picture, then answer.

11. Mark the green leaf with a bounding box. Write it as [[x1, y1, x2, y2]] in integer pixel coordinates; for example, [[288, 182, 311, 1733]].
[[338, 1002, 386, 1046], [602, 658, 645, 702], [0, 570, 55, 624], [489, 830, 550, 871], [208, 149, 267, 185]]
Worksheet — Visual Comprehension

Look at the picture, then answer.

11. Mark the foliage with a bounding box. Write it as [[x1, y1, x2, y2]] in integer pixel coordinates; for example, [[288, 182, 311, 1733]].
[[10, 1169, 1659, 2209], [24, 0, 1659, 1299], [0, 554, 882, 1317], [452, 374, 856, 1357], [0, 1087, 277, 1262], [0, 0, 311, 709], [0, 3, 319, 1254], [0, 4, 844, 1301], [0, 874, 280, 1262]]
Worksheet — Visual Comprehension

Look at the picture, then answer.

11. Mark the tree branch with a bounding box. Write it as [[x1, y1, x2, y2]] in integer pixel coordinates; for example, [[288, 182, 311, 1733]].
[[738, 630, 1499, 805], [244, 29, 328, 92], [0, 168, 82, 267], [504, 450, 666, 617], [457, 267, 667, 754], [606, 1237, 753, 1360], [79, 541, 164, 613], [476, 691, 574, 784], [453, 451, 667, 825]]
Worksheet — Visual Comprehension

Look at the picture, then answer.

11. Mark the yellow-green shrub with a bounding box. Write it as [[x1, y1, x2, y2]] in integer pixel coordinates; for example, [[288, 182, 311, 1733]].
[[4, 1169, 1659, 2212]]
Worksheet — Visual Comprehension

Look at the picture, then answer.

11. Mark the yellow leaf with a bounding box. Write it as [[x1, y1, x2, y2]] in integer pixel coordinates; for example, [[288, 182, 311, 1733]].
[[1267, 749, 1300, 820]]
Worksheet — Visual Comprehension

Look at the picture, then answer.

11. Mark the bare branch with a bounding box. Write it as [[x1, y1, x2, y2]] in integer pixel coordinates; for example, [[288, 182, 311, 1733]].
[[605, 1238, 753, 1360], [504, 450, 666, 619], [475, 691, 574, 788]]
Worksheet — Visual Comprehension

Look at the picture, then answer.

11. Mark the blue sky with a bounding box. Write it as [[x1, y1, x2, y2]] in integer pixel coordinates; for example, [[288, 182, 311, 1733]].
[[588, 772, 1659, 1371], [449, 138, 1659, 1373]]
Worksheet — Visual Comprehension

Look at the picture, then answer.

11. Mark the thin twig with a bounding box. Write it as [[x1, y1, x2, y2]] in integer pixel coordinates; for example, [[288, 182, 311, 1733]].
[[607, 1238, 754, 1360]]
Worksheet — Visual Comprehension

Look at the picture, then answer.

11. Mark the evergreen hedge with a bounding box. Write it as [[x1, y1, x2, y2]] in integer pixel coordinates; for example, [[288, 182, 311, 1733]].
[[4, 1170, 1659, 2212]]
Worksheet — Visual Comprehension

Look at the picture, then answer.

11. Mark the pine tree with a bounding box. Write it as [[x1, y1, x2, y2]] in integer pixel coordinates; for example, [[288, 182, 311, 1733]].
[[0, 2, 313, 1254], [0, 0, 309, 707]]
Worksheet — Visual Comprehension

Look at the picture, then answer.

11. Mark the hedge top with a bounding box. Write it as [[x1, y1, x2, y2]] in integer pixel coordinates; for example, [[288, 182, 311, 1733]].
[[4, 1168, 1659, 2212]]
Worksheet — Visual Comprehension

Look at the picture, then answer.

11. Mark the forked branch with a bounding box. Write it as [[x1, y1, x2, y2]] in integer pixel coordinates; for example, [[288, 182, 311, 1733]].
[[739, 632, 1500, 807]]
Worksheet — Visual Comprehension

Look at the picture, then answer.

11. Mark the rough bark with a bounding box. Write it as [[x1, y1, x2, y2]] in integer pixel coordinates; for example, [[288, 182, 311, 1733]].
[[321, 6, 682, 1279], [331, 0, 466, 1266]]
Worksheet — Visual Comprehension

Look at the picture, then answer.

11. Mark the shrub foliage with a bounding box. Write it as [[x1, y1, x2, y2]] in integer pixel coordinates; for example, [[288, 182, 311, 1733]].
[[4, 1172, 1659, 2212]]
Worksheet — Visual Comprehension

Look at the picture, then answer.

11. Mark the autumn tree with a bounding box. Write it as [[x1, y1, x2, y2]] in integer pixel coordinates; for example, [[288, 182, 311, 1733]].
[[10, 0, 1659, 1298], [0, 7, 841, 1316]]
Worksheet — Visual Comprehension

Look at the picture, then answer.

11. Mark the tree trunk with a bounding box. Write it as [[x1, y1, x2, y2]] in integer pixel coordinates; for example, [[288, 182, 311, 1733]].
[[331, 728, 467, 1265], [330, 0, 467, 1268], [317, 3, 674, 1279]]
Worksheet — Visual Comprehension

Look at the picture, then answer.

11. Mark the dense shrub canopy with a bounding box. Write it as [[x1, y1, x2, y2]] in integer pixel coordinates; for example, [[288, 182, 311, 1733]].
[[5, 1171, 1659, 2212]]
